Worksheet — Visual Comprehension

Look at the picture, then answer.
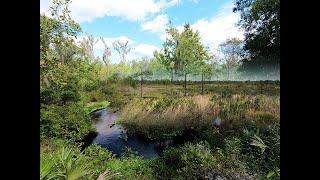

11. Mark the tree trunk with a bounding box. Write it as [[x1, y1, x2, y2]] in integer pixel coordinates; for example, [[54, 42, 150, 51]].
[[227, 63, 230, 81], [140, 75, 143, 98], [201, 72, 204, 95], [171, 70, 174, 97], [171, 69, 174, 83], [184, 72, 187, 96]]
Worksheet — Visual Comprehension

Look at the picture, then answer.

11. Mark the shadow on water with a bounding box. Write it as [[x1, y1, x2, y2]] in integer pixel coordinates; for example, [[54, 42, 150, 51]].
[[85, 109, 164, 158]]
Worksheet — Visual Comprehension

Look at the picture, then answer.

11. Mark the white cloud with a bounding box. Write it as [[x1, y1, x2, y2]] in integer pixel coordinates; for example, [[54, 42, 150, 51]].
[[40, 0, 180, 23], [141, 14, 169, 33], [158, 1, 244, 55], [191, 2, 244, 52], [132, 44, 159, 57], [40, 0, 52, 16], [159, 33, 168, 41]]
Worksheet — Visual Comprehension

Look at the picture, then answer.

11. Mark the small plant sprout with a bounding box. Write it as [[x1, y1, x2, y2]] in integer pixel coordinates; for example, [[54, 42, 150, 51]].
[[250, 134, 267, 154]]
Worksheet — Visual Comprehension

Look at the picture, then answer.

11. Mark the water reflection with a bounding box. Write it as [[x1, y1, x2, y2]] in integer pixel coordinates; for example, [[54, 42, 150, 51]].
[[92, 109, 160, 158]]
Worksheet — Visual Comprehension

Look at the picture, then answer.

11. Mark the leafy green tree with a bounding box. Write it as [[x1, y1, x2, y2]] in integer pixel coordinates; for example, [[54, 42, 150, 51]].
[[154, 23, 180, 82], [176, 24, 210, 96], [153, 50, 175, 82], [156, 24, 210, 95], [148, 57, 169, 80], [40, 0, 81, 89], [233, 0, 280, 79], [48, 0, 81, 64]]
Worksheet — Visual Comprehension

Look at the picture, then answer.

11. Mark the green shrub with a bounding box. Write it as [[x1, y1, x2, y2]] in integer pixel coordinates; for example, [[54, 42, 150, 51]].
[[84, 101, 110, 114], [83, 144, 114, 178], [219, 122, 280, 178], [108, 72, 121, 83], [106, 153, 154, 180], [41, 140, 119, 180], [40, 103, 94, 142], [41, 146, 92, 180], [155, 142, 217, 179], [40, 89, 61, 105], [122, 76, 137, 88], [200, 127, 225, 149], [40, 152, 60, 180], [61, 90, 81, 103], [241, 123, 280, 178]]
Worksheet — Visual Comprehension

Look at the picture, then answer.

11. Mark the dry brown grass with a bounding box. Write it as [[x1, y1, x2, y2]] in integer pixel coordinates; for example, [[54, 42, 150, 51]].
[[121, 95, 217, 127], [118, 92, 279, 139]]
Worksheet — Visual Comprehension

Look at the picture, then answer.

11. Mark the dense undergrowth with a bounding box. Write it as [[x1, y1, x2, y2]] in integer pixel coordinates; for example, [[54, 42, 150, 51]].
[[41, 78, 280, 179], [115, 90, 280, 179], [41, 80, 280, 180], [40, 65, 280, 179], [41, 120, 279, 179], [40, 1, 280, 179]]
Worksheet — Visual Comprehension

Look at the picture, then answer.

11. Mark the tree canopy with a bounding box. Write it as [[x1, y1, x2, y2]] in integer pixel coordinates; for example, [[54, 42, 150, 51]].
[[233, 0, 280, 78]]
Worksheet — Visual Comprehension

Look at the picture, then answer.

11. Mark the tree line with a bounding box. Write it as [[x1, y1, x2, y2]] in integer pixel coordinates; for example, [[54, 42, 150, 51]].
[[41, 0, 280, 98]]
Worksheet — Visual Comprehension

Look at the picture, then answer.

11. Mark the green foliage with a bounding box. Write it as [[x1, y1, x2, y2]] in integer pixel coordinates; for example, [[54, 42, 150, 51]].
[[40, 152, 62, 180], [41, 140, 119, 180], [153, 23, 178, 78], [41, 142, 92, 180], [84, 101, 110, 114], [200, 127, 225, 149], [242, 123, 280, 178], [149, 97, 172, 111], [176, 24, 211, 75], [122, 76, 137, 88], [250, 134, 267, 153], [233, 0, 280, 77], [40, 103, 94, 142], [155, 23, 210, 86], [234, 0, 280, 59], [56, 147, 92, 180], [40, 1, 279, 179], [40, 0, 81, 78], [106, 155, 154, 179], [40, 60, 103, 105], [83, 144, 114, 178], [154, 142, 216, 179]]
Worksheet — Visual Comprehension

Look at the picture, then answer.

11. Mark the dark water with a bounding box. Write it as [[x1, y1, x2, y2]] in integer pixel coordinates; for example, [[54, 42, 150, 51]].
[[91, 109, 161, 158]]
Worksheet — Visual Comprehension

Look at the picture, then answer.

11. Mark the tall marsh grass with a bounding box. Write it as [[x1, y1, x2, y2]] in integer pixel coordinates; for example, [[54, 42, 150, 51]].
[[119, 93, 279, 140]]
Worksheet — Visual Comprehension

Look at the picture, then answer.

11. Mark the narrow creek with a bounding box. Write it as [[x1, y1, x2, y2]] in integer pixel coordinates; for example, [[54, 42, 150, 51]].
[[89, 108, 161, 158]]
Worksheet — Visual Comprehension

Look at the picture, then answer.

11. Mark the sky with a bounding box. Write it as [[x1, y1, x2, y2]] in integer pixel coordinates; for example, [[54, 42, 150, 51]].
[[40, 0, 244, 64]]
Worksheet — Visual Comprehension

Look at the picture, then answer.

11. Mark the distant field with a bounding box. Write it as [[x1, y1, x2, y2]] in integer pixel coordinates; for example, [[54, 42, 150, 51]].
[[118, 80, 280, 98], [118, 80, 280, 140]]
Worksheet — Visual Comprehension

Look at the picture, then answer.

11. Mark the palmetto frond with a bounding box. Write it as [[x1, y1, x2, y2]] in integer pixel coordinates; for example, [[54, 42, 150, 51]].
[[250, 134, 267, 153]]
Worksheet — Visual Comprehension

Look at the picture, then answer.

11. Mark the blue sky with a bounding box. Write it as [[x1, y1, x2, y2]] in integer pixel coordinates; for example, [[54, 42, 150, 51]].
[[41, 0, 243, 63]]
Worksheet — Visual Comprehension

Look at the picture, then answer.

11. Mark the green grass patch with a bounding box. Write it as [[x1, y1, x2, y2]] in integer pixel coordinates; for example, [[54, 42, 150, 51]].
[[84, 101, 110, 114]]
